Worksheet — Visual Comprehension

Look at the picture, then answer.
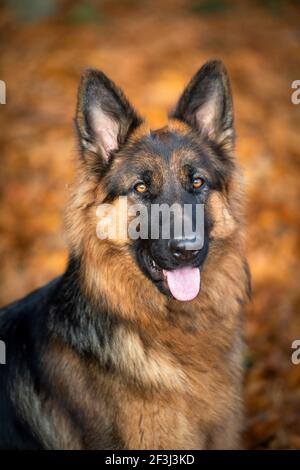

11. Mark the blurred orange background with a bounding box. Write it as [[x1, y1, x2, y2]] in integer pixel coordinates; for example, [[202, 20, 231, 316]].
[[0, 0, 300, 449]]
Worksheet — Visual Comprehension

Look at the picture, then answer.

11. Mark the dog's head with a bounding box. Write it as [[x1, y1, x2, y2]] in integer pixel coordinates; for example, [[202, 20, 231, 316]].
[[71, 60, 241, 303]]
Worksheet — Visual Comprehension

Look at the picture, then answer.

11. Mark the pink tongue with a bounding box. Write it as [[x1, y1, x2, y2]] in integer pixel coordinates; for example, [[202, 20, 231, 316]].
[[163, 267, 201, 301]]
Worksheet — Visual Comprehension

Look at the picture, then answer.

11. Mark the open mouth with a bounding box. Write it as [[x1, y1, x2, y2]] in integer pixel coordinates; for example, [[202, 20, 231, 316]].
[[141, 250, 201, 302]]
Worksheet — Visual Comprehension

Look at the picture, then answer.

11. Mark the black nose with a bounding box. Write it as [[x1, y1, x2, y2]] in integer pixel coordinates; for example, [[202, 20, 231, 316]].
[[168, 237, 202, 262]]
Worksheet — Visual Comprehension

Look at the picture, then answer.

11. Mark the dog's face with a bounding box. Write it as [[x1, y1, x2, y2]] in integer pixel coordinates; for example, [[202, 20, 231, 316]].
[[75, 60, 237, 302]]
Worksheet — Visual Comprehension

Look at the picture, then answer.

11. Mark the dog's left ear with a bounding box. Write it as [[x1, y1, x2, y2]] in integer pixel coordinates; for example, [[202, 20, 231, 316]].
[[76, 69, 142, 167], [172, 60, 235, 152]]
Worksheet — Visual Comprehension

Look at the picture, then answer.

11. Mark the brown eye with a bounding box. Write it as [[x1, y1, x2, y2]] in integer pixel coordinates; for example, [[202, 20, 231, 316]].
[[134, 182, 147, 193], [192, 177, 204, 190]]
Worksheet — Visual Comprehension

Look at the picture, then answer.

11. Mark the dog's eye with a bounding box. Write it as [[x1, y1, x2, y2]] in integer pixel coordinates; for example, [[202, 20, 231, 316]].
[[192, 177, 205, 190], [134, 181, 148, 193]]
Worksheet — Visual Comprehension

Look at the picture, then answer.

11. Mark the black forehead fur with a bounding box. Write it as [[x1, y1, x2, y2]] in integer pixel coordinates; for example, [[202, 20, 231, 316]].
[[103, 128, 234, 200]]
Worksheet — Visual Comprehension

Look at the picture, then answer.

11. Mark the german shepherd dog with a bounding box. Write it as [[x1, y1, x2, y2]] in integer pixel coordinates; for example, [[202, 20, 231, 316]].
[[0, 60, 250, 449]]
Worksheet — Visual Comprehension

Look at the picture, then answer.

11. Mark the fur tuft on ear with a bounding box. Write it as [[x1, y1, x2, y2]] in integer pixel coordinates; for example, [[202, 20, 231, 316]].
[[171, 60, 235, 152], [75, 69, 142, 166]]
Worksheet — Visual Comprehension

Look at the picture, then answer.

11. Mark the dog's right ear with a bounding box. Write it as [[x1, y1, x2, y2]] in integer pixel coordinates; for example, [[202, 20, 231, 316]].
[[75, 69, 142, 168]]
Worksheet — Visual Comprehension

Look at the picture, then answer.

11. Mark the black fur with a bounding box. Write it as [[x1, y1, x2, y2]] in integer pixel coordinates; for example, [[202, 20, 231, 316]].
[[0, 258, 125, 449]]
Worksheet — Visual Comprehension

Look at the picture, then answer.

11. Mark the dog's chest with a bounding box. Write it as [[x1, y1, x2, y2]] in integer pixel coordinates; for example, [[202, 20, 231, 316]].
[[111, 384, 204, 450]]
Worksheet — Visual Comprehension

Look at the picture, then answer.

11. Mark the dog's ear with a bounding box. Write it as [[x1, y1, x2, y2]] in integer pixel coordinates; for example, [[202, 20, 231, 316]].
[[75, 69, 142, 167], [172, 60, 235, 152]]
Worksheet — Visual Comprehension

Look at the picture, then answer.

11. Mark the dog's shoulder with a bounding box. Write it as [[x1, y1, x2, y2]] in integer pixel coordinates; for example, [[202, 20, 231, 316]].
[[0, 277, 63, 449], [0, 277, 62, 335]]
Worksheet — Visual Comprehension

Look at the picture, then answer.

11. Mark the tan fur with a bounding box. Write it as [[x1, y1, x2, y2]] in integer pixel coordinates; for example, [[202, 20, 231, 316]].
[[168, 118, 194, 135], [62, 121, 249, 449]]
